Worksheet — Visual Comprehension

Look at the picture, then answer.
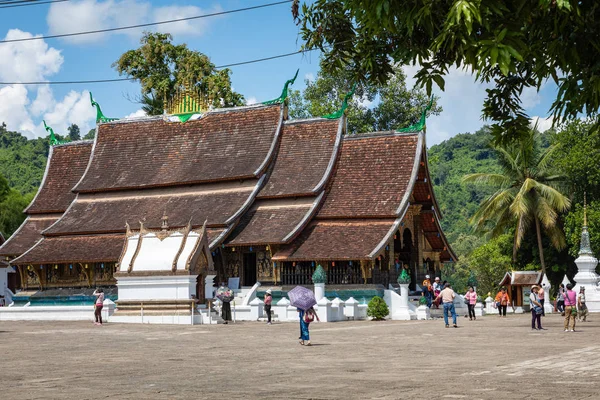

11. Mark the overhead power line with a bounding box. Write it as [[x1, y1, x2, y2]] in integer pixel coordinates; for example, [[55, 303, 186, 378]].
[[0, 0, 293, 44], [0, 0, 68, 9], [0, 48, 319, 85]]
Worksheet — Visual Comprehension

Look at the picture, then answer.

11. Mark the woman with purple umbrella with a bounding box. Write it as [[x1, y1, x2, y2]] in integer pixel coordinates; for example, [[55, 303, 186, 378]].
[[298, 306, 319, 346]]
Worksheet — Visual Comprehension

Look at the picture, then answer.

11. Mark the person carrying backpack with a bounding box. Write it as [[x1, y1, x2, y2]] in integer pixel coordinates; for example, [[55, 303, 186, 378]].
[[298, 306, 320, 346]]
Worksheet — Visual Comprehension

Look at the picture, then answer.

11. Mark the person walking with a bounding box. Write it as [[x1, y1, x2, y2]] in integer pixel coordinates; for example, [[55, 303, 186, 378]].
[[436, 283, 457, 328], [464, 286, 477, 321], [298, 306, 320, 346], [264, 289, 273, 325], [494, 287, 510, 317], [556, 284, 565, 315], [529, 285, 544, 330], [92, 288, 104, 326], [422, 275, 433, 308], [578, 287, 588, 322], [563, 283, 577, 332]]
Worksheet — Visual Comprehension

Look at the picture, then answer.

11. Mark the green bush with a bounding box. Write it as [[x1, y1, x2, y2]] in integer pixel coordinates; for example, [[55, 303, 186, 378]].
[[367, 296, 389, 321]]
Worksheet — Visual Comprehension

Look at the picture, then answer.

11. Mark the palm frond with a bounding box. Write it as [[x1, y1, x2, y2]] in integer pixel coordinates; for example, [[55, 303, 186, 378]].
[[462, 173, 511, 187], [531, 180, 571, 212], [544, 224, 567, 250]]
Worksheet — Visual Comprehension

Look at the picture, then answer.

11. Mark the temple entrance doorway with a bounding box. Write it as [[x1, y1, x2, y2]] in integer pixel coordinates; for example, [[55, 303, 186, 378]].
[[243, 253, 257, 286]]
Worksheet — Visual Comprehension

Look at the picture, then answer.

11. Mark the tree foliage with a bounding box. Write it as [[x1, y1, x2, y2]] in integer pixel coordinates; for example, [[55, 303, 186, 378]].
[[366, 296, 389, 320], [463, 125, 570, 273], [114, 32, 245, 115], [293, 0, 600, 142], [289, 62, 441, 133], [67, 124, 81, 141], [467, 233, 513, 296]]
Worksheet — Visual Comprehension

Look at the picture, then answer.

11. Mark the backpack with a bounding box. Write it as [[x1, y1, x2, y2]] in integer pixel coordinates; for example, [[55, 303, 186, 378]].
[[304, 309, 315, 323]]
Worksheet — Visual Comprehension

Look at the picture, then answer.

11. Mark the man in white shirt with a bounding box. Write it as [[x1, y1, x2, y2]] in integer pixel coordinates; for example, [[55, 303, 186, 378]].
[[435, 283, 457, 328]]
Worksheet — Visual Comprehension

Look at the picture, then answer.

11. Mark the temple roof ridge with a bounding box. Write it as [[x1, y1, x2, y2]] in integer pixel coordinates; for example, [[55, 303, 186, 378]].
[[343, 130, 421, 140]]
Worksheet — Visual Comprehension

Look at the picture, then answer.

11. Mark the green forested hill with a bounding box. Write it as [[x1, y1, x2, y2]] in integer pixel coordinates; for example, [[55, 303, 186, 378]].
[[0, 123, 49, 195], [428, 127, 501, 245]]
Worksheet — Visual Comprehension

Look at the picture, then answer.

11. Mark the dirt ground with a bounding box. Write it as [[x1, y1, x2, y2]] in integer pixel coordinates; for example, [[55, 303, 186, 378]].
[[1, 313, 598, 399]]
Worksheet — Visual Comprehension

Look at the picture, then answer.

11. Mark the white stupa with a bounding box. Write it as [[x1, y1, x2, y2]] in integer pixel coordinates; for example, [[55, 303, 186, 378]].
[[573, 196, 600, 312]]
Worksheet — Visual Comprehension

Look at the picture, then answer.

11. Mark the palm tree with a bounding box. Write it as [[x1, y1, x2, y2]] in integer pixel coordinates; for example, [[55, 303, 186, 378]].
[[463, 125, 571, 274]]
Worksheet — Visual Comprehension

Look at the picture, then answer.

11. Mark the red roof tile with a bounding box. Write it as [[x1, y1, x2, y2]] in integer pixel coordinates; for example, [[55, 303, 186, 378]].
[[272, 219, 396, 261], [74, 105, 282, 193], [45, 185, 258, 235], [258, 119, 340, 198], [226, 201, 315, 246], [12, 234, 124, 265], [0, 217, 60, 257], [317, 133, 420, 218], [26, 142, 93, 214]]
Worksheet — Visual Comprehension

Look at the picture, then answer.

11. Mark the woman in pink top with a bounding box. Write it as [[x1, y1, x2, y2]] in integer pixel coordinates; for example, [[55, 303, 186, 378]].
[[464, 286, 477, 321], [563, 283, 577, 332], [264, 289, 273, 325], [93, 288, 104, 326]]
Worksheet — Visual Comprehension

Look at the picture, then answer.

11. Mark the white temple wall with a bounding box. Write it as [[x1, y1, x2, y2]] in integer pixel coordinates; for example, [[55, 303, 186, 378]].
[[116, 275, 198, 301]]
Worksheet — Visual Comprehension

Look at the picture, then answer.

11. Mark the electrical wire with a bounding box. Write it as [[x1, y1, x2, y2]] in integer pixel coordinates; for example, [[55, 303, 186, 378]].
[[0, 0, 293, 44], [0, 0, 68, 9], [0, 47, 319, 85]]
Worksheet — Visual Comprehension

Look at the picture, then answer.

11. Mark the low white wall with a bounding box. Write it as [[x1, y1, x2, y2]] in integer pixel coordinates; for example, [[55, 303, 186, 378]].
[[117, 275, 197, 301], [0, 300, 115, 321]]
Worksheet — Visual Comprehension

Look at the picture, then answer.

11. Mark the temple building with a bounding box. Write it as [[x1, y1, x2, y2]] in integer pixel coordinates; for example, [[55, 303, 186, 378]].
[[0, 80, 456, 302]]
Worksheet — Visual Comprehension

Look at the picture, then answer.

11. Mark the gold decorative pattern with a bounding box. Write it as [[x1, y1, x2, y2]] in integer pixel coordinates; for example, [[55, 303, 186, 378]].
[[165, 82, 210, 115]]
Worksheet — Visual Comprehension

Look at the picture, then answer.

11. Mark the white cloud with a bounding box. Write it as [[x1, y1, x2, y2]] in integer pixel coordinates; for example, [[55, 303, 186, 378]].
[[531, 116, 554, 132], [124, 109, 147, 119], [304, 73, 315, 82], [0, 30, 96, 138], [0, 29, 63, 82], [47, 0, 219, 44], [245, 97, 258, 105]]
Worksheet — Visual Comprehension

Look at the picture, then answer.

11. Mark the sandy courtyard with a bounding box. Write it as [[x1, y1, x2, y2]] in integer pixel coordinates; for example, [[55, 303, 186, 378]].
[[1, 313, 598, 399]]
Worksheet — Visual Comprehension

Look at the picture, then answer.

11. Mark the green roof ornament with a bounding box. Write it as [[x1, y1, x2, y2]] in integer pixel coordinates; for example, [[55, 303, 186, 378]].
[[397, 269, 411, 284], [418, 295, 428, 305], [323, 83, 357, 119], [312, 264, 327, 284], [43, 120, 68, 146], [262, 69, 299, 105], [90, 92, 118, 123], [396, 95, 434, 133]]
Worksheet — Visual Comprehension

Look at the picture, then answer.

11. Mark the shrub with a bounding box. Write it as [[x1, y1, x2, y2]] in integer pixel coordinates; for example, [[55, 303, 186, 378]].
[[367, 296, 389, 321]]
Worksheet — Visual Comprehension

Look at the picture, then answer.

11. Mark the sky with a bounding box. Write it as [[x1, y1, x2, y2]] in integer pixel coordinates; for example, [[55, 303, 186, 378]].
[[0, 0, 557, 146]]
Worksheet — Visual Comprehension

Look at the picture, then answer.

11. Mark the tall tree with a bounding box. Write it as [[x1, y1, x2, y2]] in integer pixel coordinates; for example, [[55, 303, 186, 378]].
[[463, 126, 571, 273], [293, 0, 600, 142], [114, 32, 244, 115], [289, 62, 441, 133], [67, 124, 81, 141]]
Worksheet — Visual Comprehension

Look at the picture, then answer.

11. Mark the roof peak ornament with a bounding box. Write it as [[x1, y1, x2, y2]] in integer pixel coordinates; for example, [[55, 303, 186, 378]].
[[579, 192, 594, 257], [43, 120, 68, 146], [322, 83, 357, 119], [263, 69, 299, 105], [165, 81, 210, 120], [90, 92, 118, 123], [396, 95, 434, 133]]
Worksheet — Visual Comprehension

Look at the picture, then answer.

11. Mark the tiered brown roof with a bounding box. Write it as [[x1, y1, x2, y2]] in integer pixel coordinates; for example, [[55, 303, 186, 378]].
[[74, 105, 282, 193], [15, 234, 124, 264], [0, 217, 59, 257], [12, 105, 285, 265], [26, 142, 93, 214], [0, 141, 93, 259], [225, 118, 342, 246], [273, 132, 422, 261]]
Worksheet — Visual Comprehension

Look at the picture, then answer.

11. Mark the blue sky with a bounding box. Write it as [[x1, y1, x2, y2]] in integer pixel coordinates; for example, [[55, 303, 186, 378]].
[[0, 0, 557, 145]]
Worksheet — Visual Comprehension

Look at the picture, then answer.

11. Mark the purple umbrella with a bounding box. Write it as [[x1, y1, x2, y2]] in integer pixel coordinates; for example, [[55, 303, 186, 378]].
[[287, 286, 317, 311]]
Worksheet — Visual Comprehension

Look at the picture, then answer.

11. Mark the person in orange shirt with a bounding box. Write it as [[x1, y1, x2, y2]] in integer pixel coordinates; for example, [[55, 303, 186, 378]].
[[494, 287, 510, 317], [422, 275, 433, 307]]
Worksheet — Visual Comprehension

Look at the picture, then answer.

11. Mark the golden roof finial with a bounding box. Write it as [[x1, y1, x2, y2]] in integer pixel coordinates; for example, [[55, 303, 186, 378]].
[[166, 81, 208, 115]]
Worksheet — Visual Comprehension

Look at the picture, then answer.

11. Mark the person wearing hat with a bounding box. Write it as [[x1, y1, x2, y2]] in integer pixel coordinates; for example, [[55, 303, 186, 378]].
[[422, 275, 433, 308], [432, 277, 442, 308], [264, 289, 273, 325], [529, 285, 544, 330], [494, 287, 511, 317], [578, 286, 588, 322]]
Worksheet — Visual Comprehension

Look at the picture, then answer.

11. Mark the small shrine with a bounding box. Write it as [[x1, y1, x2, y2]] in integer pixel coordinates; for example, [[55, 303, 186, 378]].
[[573, 195, 600, 312]]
